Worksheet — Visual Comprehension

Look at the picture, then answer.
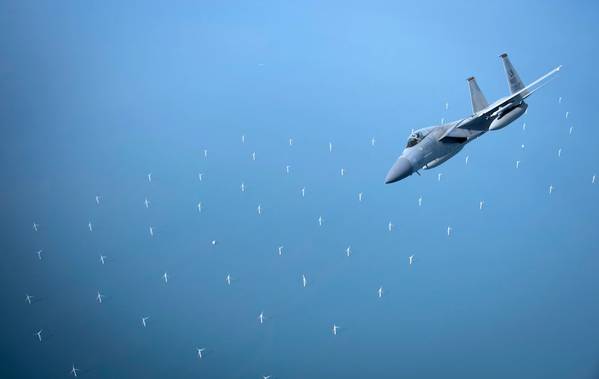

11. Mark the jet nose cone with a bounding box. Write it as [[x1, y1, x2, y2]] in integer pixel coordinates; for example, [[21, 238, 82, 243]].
[[385, 157, 413, 184]]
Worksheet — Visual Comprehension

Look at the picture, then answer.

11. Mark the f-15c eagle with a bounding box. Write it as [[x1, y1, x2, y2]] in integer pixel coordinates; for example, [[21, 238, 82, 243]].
[[385, 53, 561, 184]]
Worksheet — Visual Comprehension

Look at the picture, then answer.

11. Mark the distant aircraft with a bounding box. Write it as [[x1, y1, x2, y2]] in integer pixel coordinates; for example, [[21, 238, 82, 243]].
[[385, 54, 561, 184]]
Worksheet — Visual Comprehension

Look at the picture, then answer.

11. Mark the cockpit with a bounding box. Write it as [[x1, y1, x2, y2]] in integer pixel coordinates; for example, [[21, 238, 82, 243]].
[[406, 132, 423, 148]]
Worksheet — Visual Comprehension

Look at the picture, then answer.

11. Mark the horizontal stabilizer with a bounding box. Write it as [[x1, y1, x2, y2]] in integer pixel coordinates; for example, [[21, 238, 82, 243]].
[[467, 76, 489, 113]]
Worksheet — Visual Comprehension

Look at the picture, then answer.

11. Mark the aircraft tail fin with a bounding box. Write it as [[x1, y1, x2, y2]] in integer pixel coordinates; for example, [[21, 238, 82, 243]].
[[500, 53, 526, 94], [466, 76, 488, 113]]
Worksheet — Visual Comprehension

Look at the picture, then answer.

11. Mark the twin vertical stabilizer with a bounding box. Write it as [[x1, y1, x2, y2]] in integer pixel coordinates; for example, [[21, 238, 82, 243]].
[[466, 76, 488, 114], [500, 53, 526, 94], [466, 53, 527, 114]]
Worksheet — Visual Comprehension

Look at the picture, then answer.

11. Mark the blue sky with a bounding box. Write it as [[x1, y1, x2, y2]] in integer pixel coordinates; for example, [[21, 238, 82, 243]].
[[1, 0, 599, 378]]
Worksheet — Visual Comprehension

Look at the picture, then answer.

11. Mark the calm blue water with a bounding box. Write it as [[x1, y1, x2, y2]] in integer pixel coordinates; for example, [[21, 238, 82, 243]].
[[2, 0, 599, 378]]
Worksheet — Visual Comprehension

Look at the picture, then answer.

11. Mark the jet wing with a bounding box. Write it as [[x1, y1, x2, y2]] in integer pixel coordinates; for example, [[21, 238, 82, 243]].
[[438, 65, 562, 141], [479, 65, 562, 118]]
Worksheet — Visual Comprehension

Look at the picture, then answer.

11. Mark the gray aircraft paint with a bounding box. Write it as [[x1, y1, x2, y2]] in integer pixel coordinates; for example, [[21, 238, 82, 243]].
[[385, 53, 561, 184]]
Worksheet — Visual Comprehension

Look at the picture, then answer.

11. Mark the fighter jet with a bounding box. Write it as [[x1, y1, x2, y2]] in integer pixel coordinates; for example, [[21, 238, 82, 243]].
[[385, 54, 561, 184]]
